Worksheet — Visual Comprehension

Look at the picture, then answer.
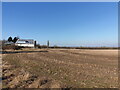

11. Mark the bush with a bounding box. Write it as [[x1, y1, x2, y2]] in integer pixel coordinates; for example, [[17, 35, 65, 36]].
[[2, 45, 21, 50], [40, 45, 47, 48]]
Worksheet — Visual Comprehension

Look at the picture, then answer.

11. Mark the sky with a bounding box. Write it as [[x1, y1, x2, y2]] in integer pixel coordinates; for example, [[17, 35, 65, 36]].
[[2, 2, 118, 47]]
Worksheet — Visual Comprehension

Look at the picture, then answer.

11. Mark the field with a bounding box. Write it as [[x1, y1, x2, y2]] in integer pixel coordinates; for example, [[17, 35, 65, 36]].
[[2, 49, 118, 88]]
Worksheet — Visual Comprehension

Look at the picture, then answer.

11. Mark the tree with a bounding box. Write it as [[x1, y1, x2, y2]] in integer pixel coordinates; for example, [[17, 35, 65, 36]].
[[8, 37, 12, 42], [13, 37, 19, 43], [34, 40, 36, 48]]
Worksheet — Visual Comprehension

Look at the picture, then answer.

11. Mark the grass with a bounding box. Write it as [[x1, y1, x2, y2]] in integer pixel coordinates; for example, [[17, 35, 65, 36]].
[[2, 49, 118, 88]]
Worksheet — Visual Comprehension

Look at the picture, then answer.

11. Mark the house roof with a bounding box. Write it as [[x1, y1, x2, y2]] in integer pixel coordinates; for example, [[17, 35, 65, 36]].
[[17, 39, 34, 41], [4, 41, 14, 45], [16, 39, 34, 44]]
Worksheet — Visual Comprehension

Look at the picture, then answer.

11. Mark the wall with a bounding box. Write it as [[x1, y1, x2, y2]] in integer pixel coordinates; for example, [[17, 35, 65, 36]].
[[15, 43, 34, 48]]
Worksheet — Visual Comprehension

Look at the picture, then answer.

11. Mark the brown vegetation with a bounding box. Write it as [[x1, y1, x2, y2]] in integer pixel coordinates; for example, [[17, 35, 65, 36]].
[[2, 45, 20, 50], [2, 49, 118, 88]]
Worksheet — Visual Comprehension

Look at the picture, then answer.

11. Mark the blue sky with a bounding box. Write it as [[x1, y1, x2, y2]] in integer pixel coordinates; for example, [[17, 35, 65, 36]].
[[2, 2, 118, 47]]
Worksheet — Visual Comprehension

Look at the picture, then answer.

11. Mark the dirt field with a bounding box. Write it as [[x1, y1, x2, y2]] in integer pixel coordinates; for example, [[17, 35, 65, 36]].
[[2, 49, 118, 88]]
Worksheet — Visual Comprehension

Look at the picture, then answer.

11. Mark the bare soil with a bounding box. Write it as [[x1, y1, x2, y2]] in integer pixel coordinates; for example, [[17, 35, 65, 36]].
[[2, 49, 118, 88]]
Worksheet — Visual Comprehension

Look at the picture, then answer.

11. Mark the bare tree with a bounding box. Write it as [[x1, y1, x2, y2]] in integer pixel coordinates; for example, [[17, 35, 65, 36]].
[[13, 37, 19, 43], [8, 37, 12, 42]]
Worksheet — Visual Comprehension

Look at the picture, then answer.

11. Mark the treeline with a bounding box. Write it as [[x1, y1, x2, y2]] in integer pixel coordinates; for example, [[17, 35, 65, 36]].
[[49, 46, 118, 49], [37, 45, 118, 49], [1, 44, 118, 50]]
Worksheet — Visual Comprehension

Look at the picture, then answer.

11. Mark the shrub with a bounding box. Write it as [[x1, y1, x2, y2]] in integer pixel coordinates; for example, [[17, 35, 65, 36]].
[[40, 45, 48, 48], [2, 44, 20, 50]]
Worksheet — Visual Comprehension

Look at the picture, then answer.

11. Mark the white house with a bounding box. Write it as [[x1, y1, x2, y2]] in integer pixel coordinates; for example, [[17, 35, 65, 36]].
[[15, 39, 35, 48]]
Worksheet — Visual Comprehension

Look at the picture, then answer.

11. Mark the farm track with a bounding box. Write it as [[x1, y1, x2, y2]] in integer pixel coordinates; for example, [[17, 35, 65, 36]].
[[2, 49, 118, 88]]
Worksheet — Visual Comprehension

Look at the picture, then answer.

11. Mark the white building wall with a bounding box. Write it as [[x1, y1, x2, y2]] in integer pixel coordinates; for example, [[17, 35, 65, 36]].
[[15, 43, 34, 48]]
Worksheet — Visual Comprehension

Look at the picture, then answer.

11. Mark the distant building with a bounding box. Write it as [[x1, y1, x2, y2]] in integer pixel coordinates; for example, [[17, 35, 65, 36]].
[[4, 41, 14, 45], [15, 39, 35, 48]]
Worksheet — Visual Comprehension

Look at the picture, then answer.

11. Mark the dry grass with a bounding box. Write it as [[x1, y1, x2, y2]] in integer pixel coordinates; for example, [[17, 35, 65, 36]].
[[2, 49, 118, 88]]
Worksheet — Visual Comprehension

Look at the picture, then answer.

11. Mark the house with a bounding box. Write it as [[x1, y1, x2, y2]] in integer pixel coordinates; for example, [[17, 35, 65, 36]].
[[15, 39, 35, 48], [4, 41, 14, 45]]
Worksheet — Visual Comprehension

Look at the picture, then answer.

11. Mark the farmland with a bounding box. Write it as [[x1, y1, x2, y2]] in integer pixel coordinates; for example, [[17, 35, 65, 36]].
[[2, 49, 118, 88]]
